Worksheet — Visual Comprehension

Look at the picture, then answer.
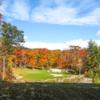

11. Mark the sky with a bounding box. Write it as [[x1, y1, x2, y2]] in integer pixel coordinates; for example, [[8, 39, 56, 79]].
[[0, 0, 100, 50]]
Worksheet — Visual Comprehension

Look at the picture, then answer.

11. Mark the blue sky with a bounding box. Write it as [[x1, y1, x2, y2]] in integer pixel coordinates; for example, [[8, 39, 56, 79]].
[[0, 0, 100, 49]]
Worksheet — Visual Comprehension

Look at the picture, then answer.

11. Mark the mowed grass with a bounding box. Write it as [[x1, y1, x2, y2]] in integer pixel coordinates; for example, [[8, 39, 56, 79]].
[[13, 68, 69, 81]]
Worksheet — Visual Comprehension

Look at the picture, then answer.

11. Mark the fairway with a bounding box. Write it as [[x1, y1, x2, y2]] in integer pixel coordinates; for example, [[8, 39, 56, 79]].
[[13, 68, 68, 82]]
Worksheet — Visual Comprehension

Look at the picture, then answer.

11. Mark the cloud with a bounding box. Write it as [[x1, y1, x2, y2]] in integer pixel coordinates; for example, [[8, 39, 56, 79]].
[[65, 40, 89, 48], [23, 39, 100, 50], [32, 6, 77, 25], [1, 0, 30, 21], [2, 0, 100, 25], [96, 40, 100, 45], [10, 0, 30, 21], [23, 41, 66, 50], [0, 0, 8, 15], [31, 0, 100, 25], [96, 30, 100, 35]]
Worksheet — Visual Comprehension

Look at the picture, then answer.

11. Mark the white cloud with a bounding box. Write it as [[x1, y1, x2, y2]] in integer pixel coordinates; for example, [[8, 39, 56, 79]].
[[2, 0, 100, 25], [32, 5, 100, 25], [23, 39, 100, 50], [1, 0, 30, 21], [96, 40, 100, 45], [23, 42, 66, 50], [0, 1, 8, 15], [65, 40, 89, 48], [32, 6, 77, 25], [31, 0, 100, 25], [96, 30, 100, 35], [10, 0, 30, 21]]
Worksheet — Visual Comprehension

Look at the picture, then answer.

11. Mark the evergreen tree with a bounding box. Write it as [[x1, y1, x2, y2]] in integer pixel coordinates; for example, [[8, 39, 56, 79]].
[[86, 40, 100, 83]]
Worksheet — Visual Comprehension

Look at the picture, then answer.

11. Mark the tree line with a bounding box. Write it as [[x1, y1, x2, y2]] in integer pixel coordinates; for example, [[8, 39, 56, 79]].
[[13, 46, 86, 72]]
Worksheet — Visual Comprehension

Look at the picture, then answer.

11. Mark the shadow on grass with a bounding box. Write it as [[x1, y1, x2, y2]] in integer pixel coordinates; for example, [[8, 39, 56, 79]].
[[0, 80, 100, 100]]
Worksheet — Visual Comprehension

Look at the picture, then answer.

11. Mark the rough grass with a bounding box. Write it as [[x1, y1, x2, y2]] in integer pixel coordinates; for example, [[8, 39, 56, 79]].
[[86, 70, 100, 83], [95, 76, 100, 83], [0, 81, 100, 100]]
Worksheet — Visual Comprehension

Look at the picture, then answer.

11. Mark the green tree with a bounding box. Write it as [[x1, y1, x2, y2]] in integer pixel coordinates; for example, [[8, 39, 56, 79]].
[[0, 14, 24, 80], [86, 40, 100, 83]]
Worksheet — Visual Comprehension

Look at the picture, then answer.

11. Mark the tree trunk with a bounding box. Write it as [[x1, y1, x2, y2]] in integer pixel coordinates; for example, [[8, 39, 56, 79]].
[[2, 56, 6, 80], [92, 70, 96, 83]]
